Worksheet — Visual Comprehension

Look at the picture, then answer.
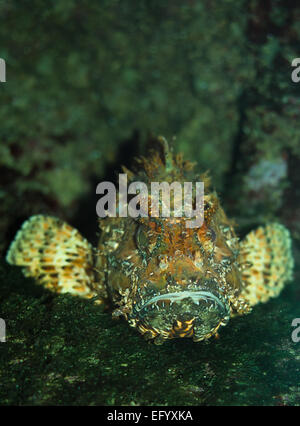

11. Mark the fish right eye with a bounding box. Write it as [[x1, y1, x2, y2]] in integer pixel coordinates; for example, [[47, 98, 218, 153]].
[[136, 225, 149, 253]]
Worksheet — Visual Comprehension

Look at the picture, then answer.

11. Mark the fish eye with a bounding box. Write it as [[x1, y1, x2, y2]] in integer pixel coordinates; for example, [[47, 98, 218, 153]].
[[207, 227, 216, 242], [136, 225, 149, 252]]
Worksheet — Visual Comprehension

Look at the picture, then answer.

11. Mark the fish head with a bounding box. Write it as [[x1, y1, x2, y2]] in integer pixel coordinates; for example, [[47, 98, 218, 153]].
[[127, 219, 231, 344]]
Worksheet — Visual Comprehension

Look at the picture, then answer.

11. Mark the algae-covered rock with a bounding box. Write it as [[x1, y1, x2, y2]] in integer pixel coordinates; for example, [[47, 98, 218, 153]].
[[1, 254, 300, 406]]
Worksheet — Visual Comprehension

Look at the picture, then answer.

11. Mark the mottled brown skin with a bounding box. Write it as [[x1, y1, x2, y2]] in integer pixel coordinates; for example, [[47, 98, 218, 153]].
[[95, 137, 251, 344]]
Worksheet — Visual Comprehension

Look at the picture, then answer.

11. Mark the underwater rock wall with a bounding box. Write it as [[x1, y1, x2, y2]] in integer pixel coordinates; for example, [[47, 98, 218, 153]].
[[1, 0, 300, 254]]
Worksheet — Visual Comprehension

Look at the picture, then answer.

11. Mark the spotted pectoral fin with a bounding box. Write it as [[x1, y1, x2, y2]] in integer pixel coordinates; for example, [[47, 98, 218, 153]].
[[6, 215, 103, 299], [239, 223, 294, 306]]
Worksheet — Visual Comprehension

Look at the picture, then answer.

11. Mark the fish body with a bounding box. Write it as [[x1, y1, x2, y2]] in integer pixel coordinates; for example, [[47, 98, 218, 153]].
[[6, 137, 294, 344]]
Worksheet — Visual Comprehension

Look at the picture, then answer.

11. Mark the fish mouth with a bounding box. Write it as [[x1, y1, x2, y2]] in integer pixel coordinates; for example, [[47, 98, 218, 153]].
[[134, 290, 226, 313], [130, 286, 231, 343]]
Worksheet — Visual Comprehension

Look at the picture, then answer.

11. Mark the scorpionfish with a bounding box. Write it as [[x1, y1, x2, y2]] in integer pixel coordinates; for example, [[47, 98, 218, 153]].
[[6, 137, 294, 344]]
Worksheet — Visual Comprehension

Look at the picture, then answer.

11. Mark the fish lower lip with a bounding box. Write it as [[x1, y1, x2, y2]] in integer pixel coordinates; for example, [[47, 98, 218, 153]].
[[135, 290, 225, 313]]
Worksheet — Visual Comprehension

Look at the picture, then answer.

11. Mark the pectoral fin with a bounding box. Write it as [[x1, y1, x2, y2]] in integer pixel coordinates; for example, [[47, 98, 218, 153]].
[[239, 223, 294, 306], [6, 215, 100, 299]]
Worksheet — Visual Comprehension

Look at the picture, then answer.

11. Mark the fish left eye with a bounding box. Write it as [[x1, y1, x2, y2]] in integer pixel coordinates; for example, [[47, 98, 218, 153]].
[[136, 225, 149, 252], [207, 227, 216, 242]]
